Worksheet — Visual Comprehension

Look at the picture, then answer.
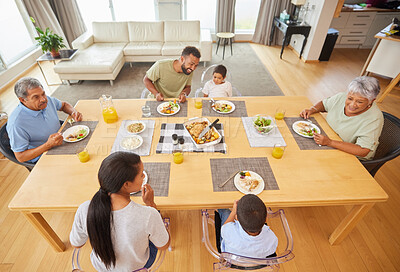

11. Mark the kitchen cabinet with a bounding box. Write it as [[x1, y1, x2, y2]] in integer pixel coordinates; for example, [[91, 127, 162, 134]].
[[361, 12, 400, 48]]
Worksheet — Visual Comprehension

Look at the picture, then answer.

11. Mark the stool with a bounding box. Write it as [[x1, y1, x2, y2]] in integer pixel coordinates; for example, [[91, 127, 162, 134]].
[[216, 32, 235, 60]]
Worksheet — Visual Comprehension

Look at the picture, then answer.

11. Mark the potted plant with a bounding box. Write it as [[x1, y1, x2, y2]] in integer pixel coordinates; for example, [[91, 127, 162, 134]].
[[31, 17, 66, 57]]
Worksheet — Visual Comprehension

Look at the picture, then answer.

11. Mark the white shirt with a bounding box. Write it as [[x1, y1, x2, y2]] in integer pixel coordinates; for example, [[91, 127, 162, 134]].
[[70, 200, 169, 272], [202, 80, 233, 98]]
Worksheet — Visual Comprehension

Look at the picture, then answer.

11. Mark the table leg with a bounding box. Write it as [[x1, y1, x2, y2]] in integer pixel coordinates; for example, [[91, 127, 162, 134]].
[[230, 38, 233, 56], [222, 38, 226, 60], [329, 203, 374, 245], [300, 36, 308, 59], [280, 35, 287, 59], [216, 38, 221, 54], [269, 25, 276, 46], [376, 73, 400, 103], [37, 61, 62, 86], [23, 212, 66, 252]]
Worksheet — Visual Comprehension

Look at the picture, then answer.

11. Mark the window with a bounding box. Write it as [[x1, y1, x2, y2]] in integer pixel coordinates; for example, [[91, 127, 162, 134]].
[[184, 0, 217, 32], [235, 0, 260, 33], [0, 0, 36, 66], [76, 0, 112, 32]]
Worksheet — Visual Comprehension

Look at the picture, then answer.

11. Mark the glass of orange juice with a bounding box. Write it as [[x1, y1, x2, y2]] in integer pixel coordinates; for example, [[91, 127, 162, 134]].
[[272, 144, 285, 159], [194, 98, 203, 109], [275, 108, 285, 120], [172, 149, 184, 164], [76, 147, 90, 163]]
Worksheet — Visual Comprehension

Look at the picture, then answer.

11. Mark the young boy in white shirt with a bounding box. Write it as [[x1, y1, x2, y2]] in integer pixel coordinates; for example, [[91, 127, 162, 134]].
[[202, 65, 233, 98]]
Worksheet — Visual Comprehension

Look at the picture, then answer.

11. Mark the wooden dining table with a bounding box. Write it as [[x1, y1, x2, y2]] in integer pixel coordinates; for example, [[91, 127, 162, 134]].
[[8, 96, 388, 252]]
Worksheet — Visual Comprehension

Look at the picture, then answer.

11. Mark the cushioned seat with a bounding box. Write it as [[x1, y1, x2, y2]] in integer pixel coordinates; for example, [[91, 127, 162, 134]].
[[162, 42, 201, 56], [124, 42, 163, 56]]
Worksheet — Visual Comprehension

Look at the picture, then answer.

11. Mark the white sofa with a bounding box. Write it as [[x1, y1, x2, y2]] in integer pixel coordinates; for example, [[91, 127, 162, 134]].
[[54, 20, 212, 85]]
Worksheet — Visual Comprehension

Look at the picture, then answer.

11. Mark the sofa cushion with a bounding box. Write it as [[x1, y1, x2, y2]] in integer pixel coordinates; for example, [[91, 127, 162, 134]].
[[164, 21, 200, 42], [124, 42, 163, 56], [93, 22, 129, 43], [128, 21, 164, 42], [162, 42, 200, 56], [54, 43, 125, 74]]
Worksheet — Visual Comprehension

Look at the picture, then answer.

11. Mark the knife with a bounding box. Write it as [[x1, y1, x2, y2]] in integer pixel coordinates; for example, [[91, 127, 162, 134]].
[[198, 118, 219, 139]]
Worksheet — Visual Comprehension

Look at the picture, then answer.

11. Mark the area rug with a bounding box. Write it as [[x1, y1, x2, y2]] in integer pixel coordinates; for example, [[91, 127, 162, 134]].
[[51, 43, 283, 107]]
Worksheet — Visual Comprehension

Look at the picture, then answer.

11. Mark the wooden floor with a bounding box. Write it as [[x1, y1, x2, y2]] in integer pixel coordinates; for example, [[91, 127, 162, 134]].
[[0, 44, 399, 272]]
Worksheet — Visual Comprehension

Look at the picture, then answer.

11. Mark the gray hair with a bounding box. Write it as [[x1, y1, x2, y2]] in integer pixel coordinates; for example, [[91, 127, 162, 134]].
[[14, 77, 43, 99], [347, 76, 380, 101]]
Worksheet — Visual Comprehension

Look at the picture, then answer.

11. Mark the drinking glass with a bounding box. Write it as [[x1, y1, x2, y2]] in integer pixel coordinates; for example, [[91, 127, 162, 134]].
[[272, 143, 285, 159], [142, 105, 151, 117], [172, 148, 184, 164], [275, 108, 285, 120], [0, 112, 8, 120], [194, 98, 203, 109], [76, 147, 90, 163]]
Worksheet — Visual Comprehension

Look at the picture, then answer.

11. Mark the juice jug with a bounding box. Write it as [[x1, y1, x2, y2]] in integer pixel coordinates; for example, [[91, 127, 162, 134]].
[[99, 94, 118, 123]]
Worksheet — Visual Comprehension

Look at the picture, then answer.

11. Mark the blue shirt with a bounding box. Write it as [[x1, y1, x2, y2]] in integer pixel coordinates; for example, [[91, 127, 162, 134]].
[[6, 96, 62, 163], [221, 220, 278, 258]]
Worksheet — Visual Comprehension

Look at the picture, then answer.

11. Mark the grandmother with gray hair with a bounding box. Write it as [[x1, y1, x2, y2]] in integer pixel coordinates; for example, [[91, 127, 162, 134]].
[[6, 77, 82, 163], [300, 76, 383, 160]]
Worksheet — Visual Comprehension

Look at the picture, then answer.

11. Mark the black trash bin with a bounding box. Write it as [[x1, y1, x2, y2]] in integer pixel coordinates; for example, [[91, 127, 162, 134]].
[[319, 28, 339, 61]]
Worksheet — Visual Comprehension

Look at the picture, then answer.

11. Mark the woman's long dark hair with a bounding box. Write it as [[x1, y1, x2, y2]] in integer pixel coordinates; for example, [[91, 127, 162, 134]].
[[87, 152, 141, 269]]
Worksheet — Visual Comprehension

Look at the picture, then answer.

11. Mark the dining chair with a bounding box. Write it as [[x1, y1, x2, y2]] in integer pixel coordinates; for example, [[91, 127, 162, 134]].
[[361, 111, 400, 176], [71, 218, 171, 272], [201, 209, 294, 271], [141, 88, 153, 99], [0, 123, 35, 171]]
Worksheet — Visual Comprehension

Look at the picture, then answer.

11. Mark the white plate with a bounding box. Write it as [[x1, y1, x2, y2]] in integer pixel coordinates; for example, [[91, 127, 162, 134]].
[[120, 135, 143, 150], [157, 101, 180, 116], [63, 125, 90, 143], [211, 100, 236, 114], [130, 171, 148, 195], [292, 121, 321, 138], [125, 121, 146, 134], [233, 170, 265, 195]]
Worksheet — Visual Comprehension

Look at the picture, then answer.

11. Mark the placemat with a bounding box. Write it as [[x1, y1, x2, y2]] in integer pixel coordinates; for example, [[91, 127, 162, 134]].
[[47, 121, 98, 155], [210, 157, 279, 192], [242, 117, 286, 147], [202, 100, 248, 117], [142, 101, 188, 118], [131, 162, 170, 197], [156, 123, 227, 153], [285, 117, 333, 150], [111, 120, 155, 156]]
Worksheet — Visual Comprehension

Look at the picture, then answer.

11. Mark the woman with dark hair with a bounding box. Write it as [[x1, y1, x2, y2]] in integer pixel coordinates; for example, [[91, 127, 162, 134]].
[[70, 152, 170, 271]]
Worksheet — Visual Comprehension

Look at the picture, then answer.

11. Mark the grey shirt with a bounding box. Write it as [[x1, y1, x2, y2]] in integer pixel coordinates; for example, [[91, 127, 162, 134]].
[[70, 200, 169, 272]]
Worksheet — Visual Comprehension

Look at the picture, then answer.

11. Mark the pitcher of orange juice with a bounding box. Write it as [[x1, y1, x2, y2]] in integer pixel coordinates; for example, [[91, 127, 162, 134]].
[[99, 94, 118, 123]]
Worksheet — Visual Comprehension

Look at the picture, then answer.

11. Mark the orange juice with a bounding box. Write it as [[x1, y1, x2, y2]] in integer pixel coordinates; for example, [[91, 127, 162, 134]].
[[78, 150, 90, 162], [195, 101, 203, 109], [173, 152, 184, 164], [275, 112, 285, 120], [102, 106, 118, 123], [272, 146, 284, 159]]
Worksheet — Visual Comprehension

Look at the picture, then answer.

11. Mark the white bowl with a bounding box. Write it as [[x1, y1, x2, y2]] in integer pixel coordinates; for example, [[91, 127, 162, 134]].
[[252, 115, 275, 135], [125, 121, 146, 134], [120, 135, 143, 150]]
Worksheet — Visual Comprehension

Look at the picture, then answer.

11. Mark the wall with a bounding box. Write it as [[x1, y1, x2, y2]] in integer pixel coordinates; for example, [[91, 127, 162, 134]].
[[289, 0, 338, 61]]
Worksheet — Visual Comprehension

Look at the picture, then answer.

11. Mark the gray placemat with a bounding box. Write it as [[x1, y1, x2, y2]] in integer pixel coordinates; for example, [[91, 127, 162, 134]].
[[142, 101, 188, 118], [111, 120, 155, 156], [202, 100, 248, 117], [47, 121, 98, 155], [210, 157, 279, 192], [131, 162, 170, 197], [285, 117, 333, 150], [156, 123, 227, 153], [242, 117, 286, 147]]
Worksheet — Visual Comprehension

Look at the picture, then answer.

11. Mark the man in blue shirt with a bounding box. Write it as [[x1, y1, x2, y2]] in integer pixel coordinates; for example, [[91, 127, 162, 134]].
[[6, 77, 82, 163]]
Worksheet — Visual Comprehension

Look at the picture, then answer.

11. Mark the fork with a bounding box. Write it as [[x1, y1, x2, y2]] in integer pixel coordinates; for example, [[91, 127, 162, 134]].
[[218, 171, 239, 188]]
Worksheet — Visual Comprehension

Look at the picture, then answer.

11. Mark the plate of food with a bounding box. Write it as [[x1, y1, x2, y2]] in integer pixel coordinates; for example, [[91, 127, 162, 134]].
[[183, 117, 222, 148], [63, 125, 90, 143], [157, 100, 180, 116], [120, 135, 143, 150], [292, 121, 321, 138], [126, 121, 146, 134], [234, 171, 265, 195], [211, 100, 235, 114]]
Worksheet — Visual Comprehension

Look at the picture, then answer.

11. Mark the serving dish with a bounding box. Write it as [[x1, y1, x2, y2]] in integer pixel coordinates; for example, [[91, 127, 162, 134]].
[[183, 117, 222, 149], [252, 115, 275, 135]]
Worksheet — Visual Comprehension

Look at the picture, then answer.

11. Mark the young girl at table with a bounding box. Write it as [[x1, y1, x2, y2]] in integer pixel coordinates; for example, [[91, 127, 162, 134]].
[[70, 152, 170, 271], [202, 64, 233, 97], [215, 194, 278, 259]]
